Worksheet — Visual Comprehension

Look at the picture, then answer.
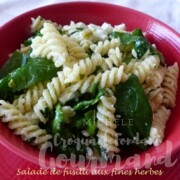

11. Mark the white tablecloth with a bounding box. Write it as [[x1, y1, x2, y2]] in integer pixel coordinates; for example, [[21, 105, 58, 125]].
[[0, 0, 180, 32]]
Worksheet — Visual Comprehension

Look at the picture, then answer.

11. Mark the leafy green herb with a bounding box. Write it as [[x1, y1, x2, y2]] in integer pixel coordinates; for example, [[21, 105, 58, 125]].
[[124, 57, 132, 64], [84, 110, 96, 136], [112, 29, 164, 61], [71, 114, 84, 129], [114, 74, 152, 149], [0, 58, 60, 100], [24, 38, 33, 46], [50, 104, 64, 135], [73, 88, 106, 111], [0, 51, 29, 79], [89, 83, 99, 96], [71, 109, 96, 136], [48, 104, 91, 157], [40, 107, 50, 119]]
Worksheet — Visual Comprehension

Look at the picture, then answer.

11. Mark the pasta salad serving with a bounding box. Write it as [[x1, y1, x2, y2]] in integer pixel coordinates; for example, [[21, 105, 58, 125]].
[[0, 16, 179, 159]]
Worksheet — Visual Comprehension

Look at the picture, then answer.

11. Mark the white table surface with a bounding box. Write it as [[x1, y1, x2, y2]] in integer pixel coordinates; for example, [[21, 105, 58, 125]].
[[0, 0, 180, 32]]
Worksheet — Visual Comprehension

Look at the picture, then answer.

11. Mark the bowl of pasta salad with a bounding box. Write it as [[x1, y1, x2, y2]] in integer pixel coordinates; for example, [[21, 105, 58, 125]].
[[0, 2, 179, 171]]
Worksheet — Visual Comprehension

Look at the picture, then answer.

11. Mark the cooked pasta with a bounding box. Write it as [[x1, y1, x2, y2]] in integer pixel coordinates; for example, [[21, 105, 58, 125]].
[[62, 35, 88, 60], [146, 106, 171, 146], [90, 38, 120, 56], [34, 72, 66, 123], [62, 21, 87, 36], [63, 53, 103, 83], [96, 89, 120, 154], [133, 55, 160, 83], [13, 82, 46, 113], [145, 66, 166, 88], [30, 16, 45, 33], [0, 17, 179, 159], [162, 62, 179, 108], [31, 22, 68, 67], [0, 100, 52, 148], [59, 65, 128, 104], [148, 88, 164, 112], [102, 47, 122, 70]]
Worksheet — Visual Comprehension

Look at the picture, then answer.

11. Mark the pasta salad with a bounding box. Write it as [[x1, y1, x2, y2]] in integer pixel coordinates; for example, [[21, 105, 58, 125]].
[[0, 16, 179, 159]]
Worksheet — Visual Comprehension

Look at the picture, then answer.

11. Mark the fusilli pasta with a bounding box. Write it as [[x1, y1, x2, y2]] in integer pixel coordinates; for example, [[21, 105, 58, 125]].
[[90, 38, 120, 56], [145, 66, 166, 88], [133, 55, 160, 83], [148, 88, 164, 112], [62, 35, 88, 61], [0, 100, 52, 148], [146, 106, 171, 146], [13, 82, 46, 113], [162, 62, 179, 108], [34, 72, 66, 123], [63, 53, 103, 83], [31, 22, 68, 67], [30, 16, 45, 33], [59, 65, 128, 104], [96, 89, 120, 154], [102, 47, 122, 70]]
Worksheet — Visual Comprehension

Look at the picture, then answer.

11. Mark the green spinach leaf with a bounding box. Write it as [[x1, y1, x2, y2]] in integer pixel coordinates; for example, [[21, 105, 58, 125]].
[[71, 109, 96, 136], [0, 58, 60, 100], [112, 29, 164, 62], [73, 88, 106, 111], [84, 110, 96, 136], [0, 51, 29, 79], [114, 74, 152, 149], [50, 104, 64, 135]]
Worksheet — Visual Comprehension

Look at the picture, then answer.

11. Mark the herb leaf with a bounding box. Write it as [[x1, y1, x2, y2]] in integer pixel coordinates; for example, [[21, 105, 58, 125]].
[[0, 58, 60, 100], [114, 74, 152, 149], [0, 51, 29, 79], [73, 88, 106, 111], [112, 29, 164, 61]]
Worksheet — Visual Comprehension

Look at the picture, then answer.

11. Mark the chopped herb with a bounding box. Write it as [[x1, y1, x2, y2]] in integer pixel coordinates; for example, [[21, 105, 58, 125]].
[[40, 107, 50, 119]]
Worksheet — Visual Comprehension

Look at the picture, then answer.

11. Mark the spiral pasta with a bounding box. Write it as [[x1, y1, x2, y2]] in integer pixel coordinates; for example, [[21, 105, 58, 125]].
[[90, 38, 120, 56], [30, 16, 45, 33], [62, 21, 87, 36], [148, 88, 164, 112], [30, 16, 62, 34], [13, 82, 46, 113], [102, 47, 122, 71], [123, 59, 137, 74], [96, 89, 120, 154], [133, 55, 160, 83], [62, 21, 90, 45], [34, 71, 66, 123], [146, 106, 171, 146], [162, 62, 179, 108], [30, 22, 68, 67], [59, 65, 128, 104], [63, 53, 103, 83], [145, 66, 166, 88], [0, 100, 52, 148], [62, 35, 88, 60], [79, 39, 93, 52]]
